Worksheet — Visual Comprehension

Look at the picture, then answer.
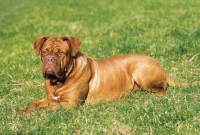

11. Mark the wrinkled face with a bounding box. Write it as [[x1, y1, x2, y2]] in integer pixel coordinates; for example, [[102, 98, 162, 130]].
[[34, 36, 81, 80], [41, 38, 71, 80]]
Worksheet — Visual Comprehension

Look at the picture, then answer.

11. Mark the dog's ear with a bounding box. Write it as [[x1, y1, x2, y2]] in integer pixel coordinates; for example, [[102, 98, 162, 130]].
[[34, 36, 50, 55], [61, 36, 81, 57]]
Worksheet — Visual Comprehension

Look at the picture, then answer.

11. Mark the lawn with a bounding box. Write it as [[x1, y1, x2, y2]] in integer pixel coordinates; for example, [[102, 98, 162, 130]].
[[0, 0, 200, 134]]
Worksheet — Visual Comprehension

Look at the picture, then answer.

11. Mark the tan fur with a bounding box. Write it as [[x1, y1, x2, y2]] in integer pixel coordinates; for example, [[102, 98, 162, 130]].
[[19, 36, 197, 114]]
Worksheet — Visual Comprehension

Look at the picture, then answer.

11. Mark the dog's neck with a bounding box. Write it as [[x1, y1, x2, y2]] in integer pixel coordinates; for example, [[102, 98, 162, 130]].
[[64, 58, 75, 80]]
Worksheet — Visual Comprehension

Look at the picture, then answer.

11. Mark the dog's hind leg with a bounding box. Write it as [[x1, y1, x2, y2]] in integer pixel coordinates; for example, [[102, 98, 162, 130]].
[[132, 80, 141, 93], [132, 79, 167, 94], [148, 87, 167, 94]]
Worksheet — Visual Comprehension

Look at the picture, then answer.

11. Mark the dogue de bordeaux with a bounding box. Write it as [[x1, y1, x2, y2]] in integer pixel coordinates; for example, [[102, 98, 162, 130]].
[[19, 36, 188, 113]]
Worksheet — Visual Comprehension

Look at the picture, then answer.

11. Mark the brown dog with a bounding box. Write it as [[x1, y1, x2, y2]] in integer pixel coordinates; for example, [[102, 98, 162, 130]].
[[19, 36, 178, 113]]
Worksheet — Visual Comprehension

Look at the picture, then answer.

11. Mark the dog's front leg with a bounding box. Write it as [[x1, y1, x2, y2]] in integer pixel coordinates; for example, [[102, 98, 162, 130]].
[[19, 97, 58, 114]]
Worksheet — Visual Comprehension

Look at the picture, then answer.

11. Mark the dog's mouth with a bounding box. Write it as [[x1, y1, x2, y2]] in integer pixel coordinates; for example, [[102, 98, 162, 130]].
[[44, 67, 59, 80], [43, 67, 63, 80], [45, 67, 54, 74], [45, 74, 57, 80]]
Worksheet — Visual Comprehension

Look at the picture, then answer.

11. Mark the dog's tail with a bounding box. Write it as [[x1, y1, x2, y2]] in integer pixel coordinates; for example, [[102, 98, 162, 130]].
[[166, 73, 200, 88]]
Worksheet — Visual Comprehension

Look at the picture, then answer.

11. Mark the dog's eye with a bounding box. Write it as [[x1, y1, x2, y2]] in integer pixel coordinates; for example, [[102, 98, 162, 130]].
[[57, 52, 66, 57], [42, 50, 48, 56]]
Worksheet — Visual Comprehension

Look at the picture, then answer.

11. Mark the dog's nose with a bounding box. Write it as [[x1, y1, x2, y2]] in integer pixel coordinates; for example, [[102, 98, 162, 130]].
[[46, 57, 55, 65]]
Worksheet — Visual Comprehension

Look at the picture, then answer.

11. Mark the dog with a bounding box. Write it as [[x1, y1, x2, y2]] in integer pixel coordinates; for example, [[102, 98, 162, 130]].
[[19, 36, 184, 113]]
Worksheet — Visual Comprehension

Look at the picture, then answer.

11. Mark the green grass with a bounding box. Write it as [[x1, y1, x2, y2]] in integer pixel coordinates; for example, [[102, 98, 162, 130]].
[[0, 0, 200, 134]]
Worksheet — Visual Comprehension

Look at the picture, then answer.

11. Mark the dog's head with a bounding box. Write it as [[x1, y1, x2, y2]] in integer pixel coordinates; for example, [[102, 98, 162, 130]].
[[34, 36, 81, 80]]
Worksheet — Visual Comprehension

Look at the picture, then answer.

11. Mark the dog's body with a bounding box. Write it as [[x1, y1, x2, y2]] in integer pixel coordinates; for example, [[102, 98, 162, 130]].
[[19, 36, 176, 113]]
